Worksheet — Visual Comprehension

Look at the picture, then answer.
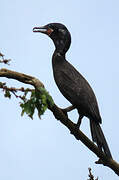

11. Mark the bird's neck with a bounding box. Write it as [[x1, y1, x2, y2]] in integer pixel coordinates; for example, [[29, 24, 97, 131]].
[[53, 37, 70, 57], [52, 50, 66, 69], [54, 41, 66, 57], [54, 49, 66, 59]]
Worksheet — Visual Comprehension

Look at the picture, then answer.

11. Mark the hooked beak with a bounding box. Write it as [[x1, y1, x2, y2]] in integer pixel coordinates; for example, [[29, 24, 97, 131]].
[[33, 26, 53, 36]]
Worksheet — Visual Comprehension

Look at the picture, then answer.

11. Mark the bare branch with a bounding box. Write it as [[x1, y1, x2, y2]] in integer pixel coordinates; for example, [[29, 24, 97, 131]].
[[0, 52, 11, 65], [0, 59, 11, 65], [88, 168, 98, 180], [0, 52, 4, 57], [0, 68, 44, 88], [0, 82, 33, 92]]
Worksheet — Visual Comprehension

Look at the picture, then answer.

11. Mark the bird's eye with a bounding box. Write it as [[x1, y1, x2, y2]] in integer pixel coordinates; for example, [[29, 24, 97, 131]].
[[48, 24, 54, 30], [58, 29, 66, 35], [58, 29, 65, 33]]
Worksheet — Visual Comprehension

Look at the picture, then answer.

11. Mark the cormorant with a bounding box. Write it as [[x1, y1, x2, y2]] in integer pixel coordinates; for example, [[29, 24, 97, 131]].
[[33, 23, 112, 158]]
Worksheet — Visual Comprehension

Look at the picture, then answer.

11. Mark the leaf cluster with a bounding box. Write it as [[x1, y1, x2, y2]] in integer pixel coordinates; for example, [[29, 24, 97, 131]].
[[4, 89, 11, 98], [20, 87, 54, 119]]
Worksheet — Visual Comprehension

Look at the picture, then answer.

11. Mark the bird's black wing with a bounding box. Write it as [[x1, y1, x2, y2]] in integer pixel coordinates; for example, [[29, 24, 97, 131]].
[[54, 59, 101, 123]]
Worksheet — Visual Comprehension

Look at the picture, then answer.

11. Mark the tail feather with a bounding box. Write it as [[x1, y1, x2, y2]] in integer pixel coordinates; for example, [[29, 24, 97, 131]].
[[90, 119, 112, 158]]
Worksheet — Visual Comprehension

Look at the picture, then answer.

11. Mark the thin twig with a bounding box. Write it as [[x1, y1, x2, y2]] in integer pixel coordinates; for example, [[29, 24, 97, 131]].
[[88, 168, 98, 180], [0, 82, 33, 92], [0, 52, 11, 65]]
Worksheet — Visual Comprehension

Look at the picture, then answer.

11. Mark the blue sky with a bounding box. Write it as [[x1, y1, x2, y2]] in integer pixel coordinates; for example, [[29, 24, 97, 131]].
[[0, 0, 119, 179]]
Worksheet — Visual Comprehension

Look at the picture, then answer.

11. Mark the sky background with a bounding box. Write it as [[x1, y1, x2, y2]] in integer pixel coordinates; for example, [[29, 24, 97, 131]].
[[0, 0, 119, 179]]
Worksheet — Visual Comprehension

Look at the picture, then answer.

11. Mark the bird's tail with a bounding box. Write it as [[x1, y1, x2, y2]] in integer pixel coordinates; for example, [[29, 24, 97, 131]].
[[90, 119, 112, 158]]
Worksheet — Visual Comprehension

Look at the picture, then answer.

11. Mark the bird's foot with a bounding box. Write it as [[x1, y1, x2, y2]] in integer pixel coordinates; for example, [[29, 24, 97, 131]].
[[70, 115, 83, 134], [62, 105, 76, 113], [61, 108, 68, 118], [70, 123, 80, 135], [75, 123, 80, 131], [61, 105, 76, 119]]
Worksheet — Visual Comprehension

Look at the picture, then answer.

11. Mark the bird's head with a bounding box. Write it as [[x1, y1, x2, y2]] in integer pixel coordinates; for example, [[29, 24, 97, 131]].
[[33, 23, 71, 55]]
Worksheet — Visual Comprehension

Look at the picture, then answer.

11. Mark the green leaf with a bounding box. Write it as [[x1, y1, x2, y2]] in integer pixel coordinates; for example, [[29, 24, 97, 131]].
[[20, 87, 54, 119], [4, 90, 11, 99], [20, 99, 35, 119]]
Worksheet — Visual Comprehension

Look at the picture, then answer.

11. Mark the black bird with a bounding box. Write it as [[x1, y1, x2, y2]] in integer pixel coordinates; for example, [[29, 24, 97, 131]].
[[33, 23, 112, 158]]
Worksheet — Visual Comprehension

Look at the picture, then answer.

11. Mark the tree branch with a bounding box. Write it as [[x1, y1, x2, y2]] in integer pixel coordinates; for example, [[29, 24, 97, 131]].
[[0, 52, 11, 65], [0, 68, 119, 176], [0, 68, 44, 88], [88, 168, 98, 180]]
